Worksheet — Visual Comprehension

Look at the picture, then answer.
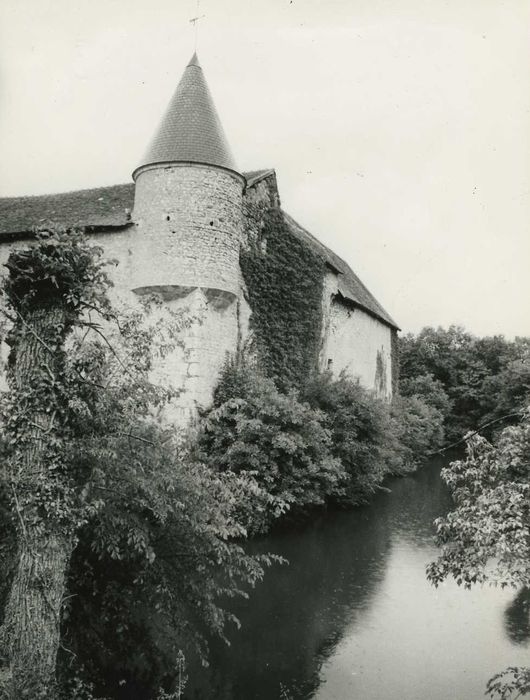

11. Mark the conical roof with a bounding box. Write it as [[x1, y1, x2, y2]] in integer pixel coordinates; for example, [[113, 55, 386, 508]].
[[133, 53, 238, 178]]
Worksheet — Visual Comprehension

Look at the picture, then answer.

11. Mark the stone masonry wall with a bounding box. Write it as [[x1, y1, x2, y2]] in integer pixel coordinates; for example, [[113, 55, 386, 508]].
[[94, 233, 242, 428], [320, 271, 393, 399], [125, 164, 244, 424], [131, 164, 243, 295]]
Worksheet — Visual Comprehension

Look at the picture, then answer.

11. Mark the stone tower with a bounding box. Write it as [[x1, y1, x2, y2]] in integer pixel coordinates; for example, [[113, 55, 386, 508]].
[[130, 53, 245, 422]]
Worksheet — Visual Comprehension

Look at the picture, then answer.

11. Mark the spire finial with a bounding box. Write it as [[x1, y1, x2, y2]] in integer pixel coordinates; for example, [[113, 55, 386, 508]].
[[189, 0, 205, 51]]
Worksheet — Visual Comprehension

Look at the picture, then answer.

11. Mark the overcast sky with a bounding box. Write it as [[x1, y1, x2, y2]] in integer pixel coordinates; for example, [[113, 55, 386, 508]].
[[1, 0, 529, 338]]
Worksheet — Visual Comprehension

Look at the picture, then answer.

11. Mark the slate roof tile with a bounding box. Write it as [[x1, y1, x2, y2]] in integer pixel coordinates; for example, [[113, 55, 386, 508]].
[[134, 53, 237, 177], [0, 184, 135, 237]]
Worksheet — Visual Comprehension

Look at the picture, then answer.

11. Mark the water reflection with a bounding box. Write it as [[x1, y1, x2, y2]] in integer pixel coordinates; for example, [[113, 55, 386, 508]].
[[186, 456, 452, 699], [504, 587, 530, 646], [187, 508, 393, 698], [186, 456, 529, 700]]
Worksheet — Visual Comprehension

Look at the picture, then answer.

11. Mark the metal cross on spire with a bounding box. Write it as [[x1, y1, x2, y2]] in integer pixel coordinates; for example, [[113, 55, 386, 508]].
[[189, 0, 206, 51]]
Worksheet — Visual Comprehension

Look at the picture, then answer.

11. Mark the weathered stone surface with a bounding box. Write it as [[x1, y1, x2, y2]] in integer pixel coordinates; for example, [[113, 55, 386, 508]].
[[320, 271, 393, 399], [132, 164, 243, 295]]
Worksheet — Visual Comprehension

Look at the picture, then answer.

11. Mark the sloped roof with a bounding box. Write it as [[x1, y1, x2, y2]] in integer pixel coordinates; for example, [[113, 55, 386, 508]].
[[0, 184, 135, 237], [283, 211, 399, 330], [244, 169, 275, 188], [133, 53, 237, 178]]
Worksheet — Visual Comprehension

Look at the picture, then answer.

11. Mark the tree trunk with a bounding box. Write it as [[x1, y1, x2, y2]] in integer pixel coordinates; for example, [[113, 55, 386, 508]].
[[2, 533, 74, 697], [1, 305, 74, 698]]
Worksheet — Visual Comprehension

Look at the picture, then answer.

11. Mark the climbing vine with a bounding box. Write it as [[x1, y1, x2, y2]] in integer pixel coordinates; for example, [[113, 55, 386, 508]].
[[0, 229, 115, 698], [240, 208, 325, 390]]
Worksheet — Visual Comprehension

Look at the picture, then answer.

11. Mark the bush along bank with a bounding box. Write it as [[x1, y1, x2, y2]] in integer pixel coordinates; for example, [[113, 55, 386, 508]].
[[195, 358, 446, 534]]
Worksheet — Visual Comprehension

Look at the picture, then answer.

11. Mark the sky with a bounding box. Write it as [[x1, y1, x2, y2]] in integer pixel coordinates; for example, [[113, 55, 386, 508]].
[[0, 0, 529, 338]]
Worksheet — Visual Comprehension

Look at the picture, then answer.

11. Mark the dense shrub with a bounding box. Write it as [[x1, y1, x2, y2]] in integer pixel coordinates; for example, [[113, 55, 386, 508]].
[[201, 364, 444, 518], [51, 330, 277, 698], [198, 363, 346, 532], [301, 373, 398, 504], [302, 372, 446, 503]]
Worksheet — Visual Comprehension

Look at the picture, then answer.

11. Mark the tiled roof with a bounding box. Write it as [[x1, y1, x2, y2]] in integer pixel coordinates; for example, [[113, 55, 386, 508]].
[[133, 53, 237, 177], [0, 184, 135, 237], [283, 211, 399, 330]]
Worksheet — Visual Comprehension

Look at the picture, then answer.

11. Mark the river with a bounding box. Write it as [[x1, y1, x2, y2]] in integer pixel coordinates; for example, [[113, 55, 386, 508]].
[[186, 455, 530, 699]]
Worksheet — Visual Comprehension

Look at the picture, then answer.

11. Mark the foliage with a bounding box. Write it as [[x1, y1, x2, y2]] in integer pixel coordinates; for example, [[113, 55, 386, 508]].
[[203, 365, 443, 523], [301, 373, 398, 504], [399, 326, 530, 441], [55, 303, 277, 696], [3, 229, 114, 319], [390, 395, 445, 468], [0, 230, 277, 698], [211, 355, 256, 408], [486, 667, 530, 700], [427, 410, 530, 589], [239, 208, 324, 390], [479, 357, 530, 428], [427, 409, 530, 698], [399, 372, 453, 420], [197, 362, 346, 533], [0, 230, 115, 545]]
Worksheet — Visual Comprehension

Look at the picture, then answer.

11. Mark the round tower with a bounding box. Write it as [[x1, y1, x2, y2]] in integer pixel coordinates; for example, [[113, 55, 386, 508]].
[[131, 52, 244, 298], [129, 53, 245, 421]]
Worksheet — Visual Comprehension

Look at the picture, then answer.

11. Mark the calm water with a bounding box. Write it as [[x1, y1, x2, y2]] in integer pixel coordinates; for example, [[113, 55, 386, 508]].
[[186, 456, 530, 699]]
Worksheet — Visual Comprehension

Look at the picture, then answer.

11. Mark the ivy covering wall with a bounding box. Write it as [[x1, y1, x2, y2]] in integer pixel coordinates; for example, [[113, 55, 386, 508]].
[[240, 208, 325, 390]]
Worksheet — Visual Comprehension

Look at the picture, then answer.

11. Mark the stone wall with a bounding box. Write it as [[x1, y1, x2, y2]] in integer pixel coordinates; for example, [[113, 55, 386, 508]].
[[141, 288, 239, 426], [320, 271, 393, 399], [132, 164, 244, 295]]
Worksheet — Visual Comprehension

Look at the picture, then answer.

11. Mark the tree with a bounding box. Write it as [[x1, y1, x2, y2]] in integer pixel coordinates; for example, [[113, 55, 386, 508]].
[[427, 408, 530, 698], [399, 326, 530, 441], [0, 230, 114, 697], [0, 231, 274, 698]]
